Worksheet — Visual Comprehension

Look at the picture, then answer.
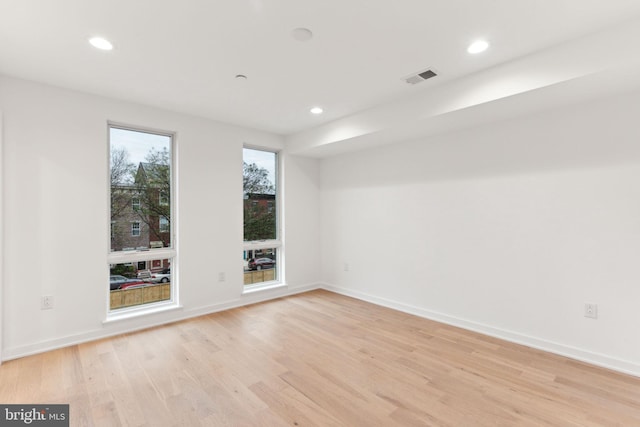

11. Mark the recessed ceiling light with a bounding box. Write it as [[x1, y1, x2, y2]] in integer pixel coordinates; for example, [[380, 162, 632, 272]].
[[310, 107, 323, 115], [292, 28, 313, 42], [467, 40, 489, 54], [89, 37, 113, 51]]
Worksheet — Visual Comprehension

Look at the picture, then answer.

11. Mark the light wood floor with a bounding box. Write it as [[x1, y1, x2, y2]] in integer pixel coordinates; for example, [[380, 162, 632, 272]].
[[1, 290, 639, 426]]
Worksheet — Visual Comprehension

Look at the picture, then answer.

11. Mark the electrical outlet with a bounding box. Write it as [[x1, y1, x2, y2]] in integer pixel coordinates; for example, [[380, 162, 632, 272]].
[[41, 295, 54, 310], [218, 272, 226, 282], [584, 303, 598, 319]]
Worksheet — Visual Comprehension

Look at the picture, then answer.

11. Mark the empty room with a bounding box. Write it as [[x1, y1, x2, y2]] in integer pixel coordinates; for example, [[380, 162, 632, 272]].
[[1, 1, 640, 425]]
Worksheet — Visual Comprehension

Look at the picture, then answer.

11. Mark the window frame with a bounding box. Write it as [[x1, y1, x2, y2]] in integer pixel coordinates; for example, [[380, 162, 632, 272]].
[[159, 216, 170, 233], [107, 122, 178, 317], [242, 146, 283, 292], [131, 221, 141, 237]]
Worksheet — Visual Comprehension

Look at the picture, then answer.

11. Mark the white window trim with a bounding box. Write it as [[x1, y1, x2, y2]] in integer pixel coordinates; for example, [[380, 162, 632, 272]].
[[131, 221, 141, 236], [104, 300, 183, 323], [243, 240, 281, 252], [242, 281, 286, 295], [242, 146, 283, 290], [108, 248, 177, 265], [107, 122, 178, 319]]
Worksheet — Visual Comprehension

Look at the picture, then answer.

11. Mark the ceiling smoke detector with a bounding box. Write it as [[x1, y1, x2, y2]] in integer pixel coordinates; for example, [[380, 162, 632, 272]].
[[404, 68, 438, 85]]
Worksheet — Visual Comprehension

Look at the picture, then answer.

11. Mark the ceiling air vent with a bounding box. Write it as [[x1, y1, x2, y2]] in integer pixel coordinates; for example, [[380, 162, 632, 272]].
[[404, 68, 438, 85]]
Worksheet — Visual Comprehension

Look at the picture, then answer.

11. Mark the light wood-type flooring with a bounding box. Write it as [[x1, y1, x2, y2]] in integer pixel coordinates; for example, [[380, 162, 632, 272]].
[[1, 290, 639, 426]]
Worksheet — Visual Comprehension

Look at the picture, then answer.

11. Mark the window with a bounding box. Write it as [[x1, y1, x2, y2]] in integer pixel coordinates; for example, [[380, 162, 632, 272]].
[[109, 125, 175, 312], [243, 147, 280, 288], [110, 258, 171, 310], [159, 216, 169, 233], [131, 222, 141, 236]]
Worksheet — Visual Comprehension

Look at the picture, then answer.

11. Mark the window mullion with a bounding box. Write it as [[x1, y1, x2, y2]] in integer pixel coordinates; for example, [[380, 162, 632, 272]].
[[108, 248, 177, 265]]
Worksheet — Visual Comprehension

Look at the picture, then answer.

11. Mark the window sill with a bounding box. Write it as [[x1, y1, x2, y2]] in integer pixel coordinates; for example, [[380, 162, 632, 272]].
[[104, 301, 182, 324], [242, 281, 286, 295]]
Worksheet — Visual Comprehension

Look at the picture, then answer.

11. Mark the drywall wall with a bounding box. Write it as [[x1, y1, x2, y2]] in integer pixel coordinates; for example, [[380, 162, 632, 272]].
[[320, 89, 640, 376], [0, 111, 3, 366], [282, 152, 321, 286], [0, 75, 321, 359]]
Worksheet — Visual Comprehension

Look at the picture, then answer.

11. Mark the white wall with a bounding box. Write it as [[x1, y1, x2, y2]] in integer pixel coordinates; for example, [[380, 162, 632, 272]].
[[3, 72, 638, 377], [0, 75, 321, 359], [282, 153, 321, 286], [320, 89, 640, 376], [0, 111, 3, 365]]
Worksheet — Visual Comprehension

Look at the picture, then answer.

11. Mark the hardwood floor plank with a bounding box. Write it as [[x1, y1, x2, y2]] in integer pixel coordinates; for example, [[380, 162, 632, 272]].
[[0, 289, 639, 426], [249, 381, 341, 427]]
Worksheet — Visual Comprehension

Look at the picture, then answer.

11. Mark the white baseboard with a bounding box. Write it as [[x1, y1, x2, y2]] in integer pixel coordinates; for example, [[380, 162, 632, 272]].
[[5, 281, 638, 379], [321, 283, 640, 378], [2, 282, 321, 361]]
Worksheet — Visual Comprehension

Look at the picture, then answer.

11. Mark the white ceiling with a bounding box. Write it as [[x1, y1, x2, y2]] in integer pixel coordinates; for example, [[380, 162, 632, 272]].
[[2, 1, 640, 155]]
